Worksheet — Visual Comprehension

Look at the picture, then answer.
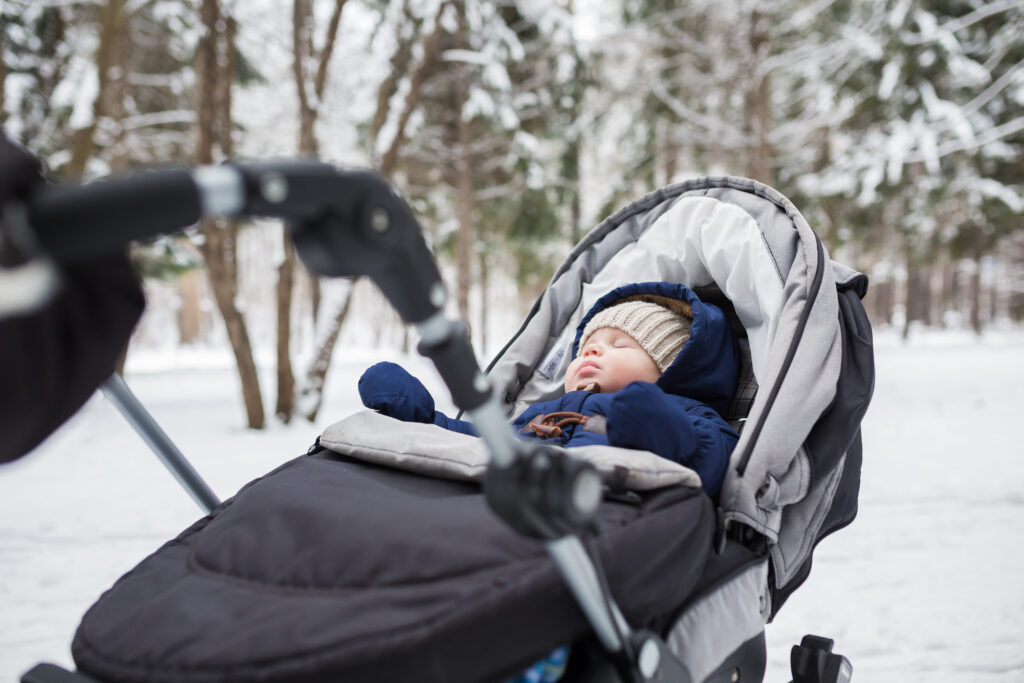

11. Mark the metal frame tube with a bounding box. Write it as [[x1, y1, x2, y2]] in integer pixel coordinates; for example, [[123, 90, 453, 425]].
[[546, 535, 631, 653], [465, 396, 522, 467], [101, 374, 220, 514]]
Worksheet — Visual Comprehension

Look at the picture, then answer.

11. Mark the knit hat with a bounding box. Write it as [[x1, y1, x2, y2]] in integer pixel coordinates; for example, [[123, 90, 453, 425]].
[[578, 299, 692, 373]]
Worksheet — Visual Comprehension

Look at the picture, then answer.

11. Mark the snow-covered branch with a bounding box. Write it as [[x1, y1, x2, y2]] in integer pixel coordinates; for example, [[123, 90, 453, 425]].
[[120, 110, 196, 131], [903, 0, 1024, 44], [904, 115, 1024, 164], [938, 0, 1024, 36], [649, 82, 745, 146]]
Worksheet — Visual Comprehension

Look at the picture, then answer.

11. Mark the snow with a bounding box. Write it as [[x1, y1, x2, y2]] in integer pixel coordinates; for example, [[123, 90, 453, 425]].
[[1, 329, 1023, 681]]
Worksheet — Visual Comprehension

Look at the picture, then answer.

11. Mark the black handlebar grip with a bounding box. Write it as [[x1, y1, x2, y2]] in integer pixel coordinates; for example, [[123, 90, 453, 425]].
[[27, 169, 202, 262]]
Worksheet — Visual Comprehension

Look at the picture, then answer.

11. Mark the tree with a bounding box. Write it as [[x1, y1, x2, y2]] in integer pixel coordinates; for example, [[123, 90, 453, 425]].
[[276, 0, 347, 423], [808, 0, 1024, 334], [295, 0, 450, 421], [603, 0, 883, 216], [3, 0, 200, 179], [64, 0, 126, 181], [394, 0, 582, 335], [194, 0, 265, 428]]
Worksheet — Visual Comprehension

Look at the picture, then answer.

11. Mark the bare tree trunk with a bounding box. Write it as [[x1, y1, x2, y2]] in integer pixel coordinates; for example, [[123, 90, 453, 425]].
[[106, 23, 130, 173], [281, 0, 348, 422], [923, 261, 935, 326], [276, 235, 296, 423], [311, 276, 321, 326], [969, 228, 983, 335], [217, 14, 239, 289], [873, 280, 893, 328], [478, 247, 488, 354], [1, 38, 6, 125], [454, 79, 474, 324], [195, 0, 265, 429], [949, 262, 960, 324], [177, 270, 203, 343], [902, 241, 915, 340], [988, 259, 999, 326], [907, 259, 925, 327], [1010, 275, 1024, 324], [65, 0, 125, 181], [281, 0, 312, 423], [200, 220, 265, 428], [660, 118, 679, 185], [298, 0, 446, 423], [452, 0, 474, 324], [299, 284, 355, 422], [744, 10, 773, 186]]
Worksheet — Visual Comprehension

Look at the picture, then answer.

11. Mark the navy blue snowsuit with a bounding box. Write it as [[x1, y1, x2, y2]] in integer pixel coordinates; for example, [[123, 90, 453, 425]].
[[359, 282, 740, 501]]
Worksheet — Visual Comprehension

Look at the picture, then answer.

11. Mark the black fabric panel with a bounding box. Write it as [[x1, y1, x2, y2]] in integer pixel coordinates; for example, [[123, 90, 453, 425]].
[[649, 540, 762, 637], [72, 452, 714, 683], [770, 287, 874, 618], [768, 430, 863, 620], [802, 287, 875, 477]]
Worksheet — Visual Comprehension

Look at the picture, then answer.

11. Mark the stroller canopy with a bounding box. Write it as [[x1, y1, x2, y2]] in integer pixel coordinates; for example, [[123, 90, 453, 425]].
[[486, 176, 874, 611]]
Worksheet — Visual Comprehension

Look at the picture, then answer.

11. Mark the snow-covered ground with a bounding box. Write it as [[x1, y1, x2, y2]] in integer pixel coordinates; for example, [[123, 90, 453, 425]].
[[1, 329, 1022, 681]]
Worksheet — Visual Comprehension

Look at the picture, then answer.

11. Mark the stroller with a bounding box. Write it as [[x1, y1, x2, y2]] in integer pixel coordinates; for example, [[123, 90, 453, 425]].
[[12, 162, 873, 683]]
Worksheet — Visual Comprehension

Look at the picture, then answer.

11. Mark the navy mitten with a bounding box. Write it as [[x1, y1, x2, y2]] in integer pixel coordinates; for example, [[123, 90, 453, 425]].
[[605, 382, 697, 465], [358, 361, 436, 423]]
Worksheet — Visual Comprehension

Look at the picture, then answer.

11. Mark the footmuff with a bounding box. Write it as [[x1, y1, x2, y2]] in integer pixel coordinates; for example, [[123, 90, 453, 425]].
[[70, 443, 714, 683]]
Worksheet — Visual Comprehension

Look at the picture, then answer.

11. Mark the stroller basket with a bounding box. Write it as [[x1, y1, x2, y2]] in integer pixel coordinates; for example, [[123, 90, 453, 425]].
[[13, 165, 873, 683]]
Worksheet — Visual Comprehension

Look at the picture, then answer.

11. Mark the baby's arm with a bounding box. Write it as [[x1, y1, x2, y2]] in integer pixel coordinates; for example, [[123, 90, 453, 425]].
[[604, 382, 738, 500], [358, 362, 477, 436]]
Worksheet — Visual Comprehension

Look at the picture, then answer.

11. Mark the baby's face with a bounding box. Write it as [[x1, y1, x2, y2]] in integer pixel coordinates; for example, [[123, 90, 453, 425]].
[[563, 326, 661, 394]]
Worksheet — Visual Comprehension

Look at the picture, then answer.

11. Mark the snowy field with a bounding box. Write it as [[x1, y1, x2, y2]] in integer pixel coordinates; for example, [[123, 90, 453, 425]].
[[1, 328, 1022, 682]]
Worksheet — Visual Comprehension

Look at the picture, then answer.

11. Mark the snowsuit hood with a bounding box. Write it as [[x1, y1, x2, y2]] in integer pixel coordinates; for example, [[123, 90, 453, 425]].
[[571, 282, 740, 417]]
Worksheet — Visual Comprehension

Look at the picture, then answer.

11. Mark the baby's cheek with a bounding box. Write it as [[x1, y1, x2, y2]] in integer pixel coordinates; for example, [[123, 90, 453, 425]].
[[563, 362, 579, 390]]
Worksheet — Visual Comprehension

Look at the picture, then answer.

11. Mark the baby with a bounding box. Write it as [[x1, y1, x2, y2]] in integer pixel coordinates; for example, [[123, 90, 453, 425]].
[[358, 281, 740, 501]]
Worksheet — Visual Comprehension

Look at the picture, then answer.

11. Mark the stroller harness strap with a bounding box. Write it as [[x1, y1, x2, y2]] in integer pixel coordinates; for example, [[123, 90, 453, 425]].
[[522, 411, 600, 439]]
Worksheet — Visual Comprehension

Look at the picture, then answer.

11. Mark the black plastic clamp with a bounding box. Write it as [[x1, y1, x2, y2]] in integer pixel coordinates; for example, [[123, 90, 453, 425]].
[[790, 635, 853, 683]]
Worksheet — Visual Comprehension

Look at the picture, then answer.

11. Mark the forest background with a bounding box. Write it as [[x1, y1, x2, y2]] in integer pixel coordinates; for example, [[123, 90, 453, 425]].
[[2, 0, 1022, 430]]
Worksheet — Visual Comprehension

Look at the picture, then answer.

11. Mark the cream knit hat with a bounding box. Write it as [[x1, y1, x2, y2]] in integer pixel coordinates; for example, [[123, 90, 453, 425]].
[[578, 299, 691, 373]]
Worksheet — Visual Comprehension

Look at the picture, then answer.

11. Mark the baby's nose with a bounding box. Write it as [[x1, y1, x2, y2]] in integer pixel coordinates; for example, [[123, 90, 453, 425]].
[[582, 344, 601, 356]]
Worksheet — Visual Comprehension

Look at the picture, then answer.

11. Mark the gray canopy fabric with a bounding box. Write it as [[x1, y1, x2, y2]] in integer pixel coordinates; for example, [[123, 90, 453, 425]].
[[485, 176, 871, 601]]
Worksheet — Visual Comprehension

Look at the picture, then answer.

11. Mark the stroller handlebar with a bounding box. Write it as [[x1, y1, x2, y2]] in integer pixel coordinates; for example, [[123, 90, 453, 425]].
[[17, 159, 502, 414], [23, 161, 445, 326], [27, 167, 204, 262]]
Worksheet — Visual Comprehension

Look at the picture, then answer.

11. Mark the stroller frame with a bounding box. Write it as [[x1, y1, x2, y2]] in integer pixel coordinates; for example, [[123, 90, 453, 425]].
[[9, 162, 865, 683]]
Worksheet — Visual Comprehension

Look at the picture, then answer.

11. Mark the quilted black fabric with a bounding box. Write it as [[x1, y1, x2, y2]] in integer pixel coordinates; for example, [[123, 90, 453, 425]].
[[72, 450, 713, 683]]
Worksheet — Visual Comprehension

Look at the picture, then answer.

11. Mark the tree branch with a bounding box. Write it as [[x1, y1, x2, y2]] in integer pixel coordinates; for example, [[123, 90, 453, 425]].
[[904, 115, 1024, 164], [370, 0, 421, 148], [313, 0, 348, 100], [379, 0, 449, 175], [292, 0, 311, 117]]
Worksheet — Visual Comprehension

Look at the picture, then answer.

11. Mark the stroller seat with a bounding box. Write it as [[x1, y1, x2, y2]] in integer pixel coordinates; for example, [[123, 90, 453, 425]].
[[47, 175, 872, 683]]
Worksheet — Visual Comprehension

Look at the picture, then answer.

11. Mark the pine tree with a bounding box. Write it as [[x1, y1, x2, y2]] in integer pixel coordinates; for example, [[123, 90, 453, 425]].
[[809, 0, 1024, 333]]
